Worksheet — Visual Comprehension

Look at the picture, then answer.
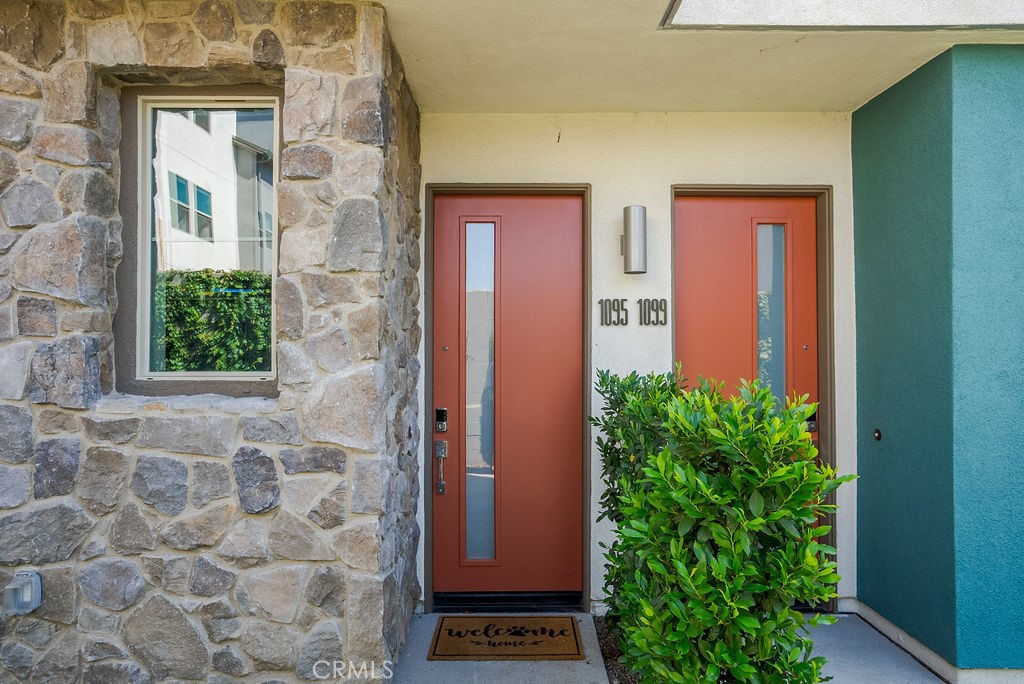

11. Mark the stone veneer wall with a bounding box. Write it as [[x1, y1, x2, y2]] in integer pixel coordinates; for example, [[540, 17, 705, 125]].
[[0, 1, 422, 682]]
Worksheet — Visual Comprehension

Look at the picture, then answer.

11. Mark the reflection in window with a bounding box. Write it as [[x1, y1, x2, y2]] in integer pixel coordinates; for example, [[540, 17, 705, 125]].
[[169, 173, 190, 232], [465, 222, 496, 560], [168, 173, 213, 240], [195, 186, 213, 239], [193, 108, 210, 132], [147, 104, 276, 374], [756, 223, 786, 401]]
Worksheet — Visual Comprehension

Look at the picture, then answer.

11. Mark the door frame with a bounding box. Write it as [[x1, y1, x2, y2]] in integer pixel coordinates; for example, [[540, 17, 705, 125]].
[[423, 184, 593, 612], [672, 185, 837, 613]]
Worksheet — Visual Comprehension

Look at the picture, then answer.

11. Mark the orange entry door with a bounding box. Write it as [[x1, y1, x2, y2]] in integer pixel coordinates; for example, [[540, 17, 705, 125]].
[[432, 195, 584, 593], [674, 196, 818, 419]]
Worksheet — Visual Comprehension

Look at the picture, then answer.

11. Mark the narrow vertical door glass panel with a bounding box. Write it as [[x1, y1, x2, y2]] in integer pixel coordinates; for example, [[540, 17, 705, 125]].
[[756, 224, 786, 401], [465, 222, 496, 560]]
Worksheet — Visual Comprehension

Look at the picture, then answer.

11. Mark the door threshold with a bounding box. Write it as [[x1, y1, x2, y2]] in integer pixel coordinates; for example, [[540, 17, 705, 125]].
[[433, 592, 583, 613]]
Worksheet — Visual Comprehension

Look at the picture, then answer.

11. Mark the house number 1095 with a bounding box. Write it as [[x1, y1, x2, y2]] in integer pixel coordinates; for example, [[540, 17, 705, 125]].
[[597, 298, 629, 326], [598, 298, 668, 326]]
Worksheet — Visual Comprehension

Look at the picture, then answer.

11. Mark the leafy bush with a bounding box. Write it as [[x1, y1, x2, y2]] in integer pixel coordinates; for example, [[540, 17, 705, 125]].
[[591, 369, 854, 683], [151, 269, 272, 373]]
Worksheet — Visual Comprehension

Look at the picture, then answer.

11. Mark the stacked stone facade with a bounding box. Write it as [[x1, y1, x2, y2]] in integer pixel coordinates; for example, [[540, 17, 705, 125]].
[[0, 1, 422, 681]]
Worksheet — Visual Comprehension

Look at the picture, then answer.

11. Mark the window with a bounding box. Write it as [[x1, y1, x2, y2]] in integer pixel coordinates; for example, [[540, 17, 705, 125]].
[[169, 173, 190, 232], [139, 96, 278, 379], [195, 185, 213, 239], [168, 173, 214, 239], [193, 108, 210, 131]]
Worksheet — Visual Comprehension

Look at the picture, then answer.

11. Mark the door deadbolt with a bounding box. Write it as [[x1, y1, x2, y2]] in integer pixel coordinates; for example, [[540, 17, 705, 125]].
[[435, 407, 448, 433]]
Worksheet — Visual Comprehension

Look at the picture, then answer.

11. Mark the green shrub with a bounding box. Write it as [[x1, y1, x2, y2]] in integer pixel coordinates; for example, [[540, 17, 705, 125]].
[[151, 269, 273, 373], [591, 369, 854, 683]]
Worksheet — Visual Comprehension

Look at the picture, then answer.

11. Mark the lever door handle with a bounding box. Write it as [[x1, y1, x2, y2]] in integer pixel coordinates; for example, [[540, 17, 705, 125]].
[[434, 440, 447, 494]]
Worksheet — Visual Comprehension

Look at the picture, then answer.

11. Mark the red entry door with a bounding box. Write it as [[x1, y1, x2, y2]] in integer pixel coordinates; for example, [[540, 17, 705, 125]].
[[432, 195, 584, 593], [674, 196, 818, 415]]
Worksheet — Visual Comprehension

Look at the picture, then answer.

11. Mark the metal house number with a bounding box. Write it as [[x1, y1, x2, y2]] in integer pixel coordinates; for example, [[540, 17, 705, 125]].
[[597, 298, 629, 326], [598, 298, 668, 326]]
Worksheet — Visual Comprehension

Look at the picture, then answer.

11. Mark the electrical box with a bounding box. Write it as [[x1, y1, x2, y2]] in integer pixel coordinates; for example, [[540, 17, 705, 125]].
[[3, 570, 41, 615]]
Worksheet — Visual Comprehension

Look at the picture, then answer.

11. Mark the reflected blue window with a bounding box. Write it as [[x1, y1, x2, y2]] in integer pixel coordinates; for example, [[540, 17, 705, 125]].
[[195, 186, 212, 216], [169, 173, 190, 232], [173, 174, 189, 204]]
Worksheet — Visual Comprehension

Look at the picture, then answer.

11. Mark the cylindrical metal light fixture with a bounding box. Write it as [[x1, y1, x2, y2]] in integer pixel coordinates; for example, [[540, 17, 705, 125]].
[[623, 205, 647, 274]]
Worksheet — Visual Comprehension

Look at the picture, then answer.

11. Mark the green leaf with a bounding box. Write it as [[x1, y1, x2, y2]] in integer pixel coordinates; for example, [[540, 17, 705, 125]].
[[734, 663, 757, 680], [734, 614, 759, 634], [749, 489, 765, 517], [647, 558, 669, 576], [779, 518, 799, 538]]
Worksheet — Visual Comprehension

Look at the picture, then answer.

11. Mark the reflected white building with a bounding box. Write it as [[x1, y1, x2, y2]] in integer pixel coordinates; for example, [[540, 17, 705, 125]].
[[151, 107, 274, 275]]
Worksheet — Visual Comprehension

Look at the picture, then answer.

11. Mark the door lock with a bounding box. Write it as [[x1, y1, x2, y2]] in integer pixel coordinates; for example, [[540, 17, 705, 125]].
[[434, 440, 447, 494], [435, 407, 448, 433]]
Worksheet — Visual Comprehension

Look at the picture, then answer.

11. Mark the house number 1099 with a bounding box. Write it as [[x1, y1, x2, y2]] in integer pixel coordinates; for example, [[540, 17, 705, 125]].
[[598, 298, 668, 326]]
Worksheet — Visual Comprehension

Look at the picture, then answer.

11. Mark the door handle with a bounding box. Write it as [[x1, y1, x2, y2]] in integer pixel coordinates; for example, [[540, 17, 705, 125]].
[[434, 440, 447, 494]]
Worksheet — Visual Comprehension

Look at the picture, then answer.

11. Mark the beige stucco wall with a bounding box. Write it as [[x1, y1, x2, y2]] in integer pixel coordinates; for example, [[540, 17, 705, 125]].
[[416, 111, 859, 607]]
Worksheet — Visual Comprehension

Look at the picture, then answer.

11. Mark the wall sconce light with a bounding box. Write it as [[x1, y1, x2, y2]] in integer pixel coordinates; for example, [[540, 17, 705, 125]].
[[622, 205, 647, 274]]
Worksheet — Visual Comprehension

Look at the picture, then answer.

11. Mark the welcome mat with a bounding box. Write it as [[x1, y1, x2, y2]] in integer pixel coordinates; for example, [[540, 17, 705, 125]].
[[428, 615, 585, 660]]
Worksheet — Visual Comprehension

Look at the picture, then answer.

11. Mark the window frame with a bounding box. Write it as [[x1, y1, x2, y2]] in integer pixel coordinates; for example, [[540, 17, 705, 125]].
[[136, 94, 279, 382]]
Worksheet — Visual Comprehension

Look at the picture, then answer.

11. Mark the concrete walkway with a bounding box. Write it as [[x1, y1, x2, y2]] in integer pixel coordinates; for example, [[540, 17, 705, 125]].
[[809, 614, 943, 683], [392, 612, 944, 683]]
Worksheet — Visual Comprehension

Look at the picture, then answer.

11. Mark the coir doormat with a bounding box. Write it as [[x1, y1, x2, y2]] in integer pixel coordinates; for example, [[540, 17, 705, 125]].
[[428, 615, 585, 660]]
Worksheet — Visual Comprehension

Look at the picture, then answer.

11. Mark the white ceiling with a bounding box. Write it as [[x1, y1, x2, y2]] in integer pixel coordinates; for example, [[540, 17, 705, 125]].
[[378, 0, 1024, 113]]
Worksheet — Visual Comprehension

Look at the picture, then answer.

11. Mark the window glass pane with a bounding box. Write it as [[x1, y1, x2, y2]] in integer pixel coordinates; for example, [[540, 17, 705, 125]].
[[193, 109, 210, 131], [149, 106, 275, 374], [756, 223, 786, 401], [196, 213, 213, 240], [465, 222, 496, 560], [170, 201, 189, 233], [173, 173, 189, 204], [195, 186, 212, 216]]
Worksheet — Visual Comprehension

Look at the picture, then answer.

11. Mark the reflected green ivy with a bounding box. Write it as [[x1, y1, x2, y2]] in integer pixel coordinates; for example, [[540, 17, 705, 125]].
[[151, 269, 272, 373]]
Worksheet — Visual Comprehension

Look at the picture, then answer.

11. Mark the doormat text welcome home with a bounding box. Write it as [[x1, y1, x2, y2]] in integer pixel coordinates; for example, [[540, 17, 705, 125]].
[[427, 615, 585, 660]]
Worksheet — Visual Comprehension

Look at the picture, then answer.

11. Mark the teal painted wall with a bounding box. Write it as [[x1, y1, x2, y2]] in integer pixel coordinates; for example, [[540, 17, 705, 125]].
[[854, 45, 1024, 668], [950, 45, 1024, 668], [853, 52, 957, 663]]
